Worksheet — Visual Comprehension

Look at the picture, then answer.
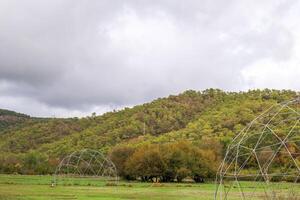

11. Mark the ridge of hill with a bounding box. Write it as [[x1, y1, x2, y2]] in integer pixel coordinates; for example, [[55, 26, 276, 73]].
[[0, 109, 30, 131], [0, 89, 298, 174]]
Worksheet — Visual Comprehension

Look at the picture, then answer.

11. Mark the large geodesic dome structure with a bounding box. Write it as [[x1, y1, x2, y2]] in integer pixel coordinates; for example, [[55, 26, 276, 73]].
[[215, 98, 300, 199], [53, 149, 118, 186]]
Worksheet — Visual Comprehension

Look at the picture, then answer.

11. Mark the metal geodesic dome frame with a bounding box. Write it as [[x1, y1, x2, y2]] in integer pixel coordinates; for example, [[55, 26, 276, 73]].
[[53, 149, 118, 186], [215, 98, 300, 200]]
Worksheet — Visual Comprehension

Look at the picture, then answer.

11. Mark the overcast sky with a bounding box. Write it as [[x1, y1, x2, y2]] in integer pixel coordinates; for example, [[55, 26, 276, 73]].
[[0, 0, 300, 117]]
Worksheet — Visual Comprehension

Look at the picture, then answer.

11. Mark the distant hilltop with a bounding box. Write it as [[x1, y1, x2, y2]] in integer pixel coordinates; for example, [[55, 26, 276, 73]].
[[0, 89, 299, 175], [0, 109, 30, 130]]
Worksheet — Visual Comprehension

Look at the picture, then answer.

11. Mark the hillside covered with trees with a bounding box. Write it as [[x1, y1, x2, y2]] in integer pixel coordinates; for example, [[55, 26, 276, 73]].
[[0, 89, 298, 182], [0, 109, 30, 130]]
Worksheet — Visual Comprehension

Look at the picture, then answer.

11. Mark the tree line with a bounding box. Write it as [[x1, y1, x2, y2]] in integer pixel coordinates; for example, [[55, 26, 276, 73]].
[[109, 139, 222, 182]]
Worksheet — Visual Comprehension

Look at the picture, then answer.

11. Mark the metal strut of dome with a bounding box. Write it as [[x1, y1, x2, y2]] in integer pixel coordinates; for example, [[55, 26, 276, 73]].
[[215, 98, 300, 200], [53, 149, 118, 186]]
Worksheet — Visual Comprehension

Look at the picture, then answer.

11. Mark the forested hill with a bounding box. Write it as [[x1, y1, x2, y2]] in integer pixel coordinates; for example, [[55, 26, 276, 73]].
[[0, 89, 298, 175], [0, 109, 30, 130]]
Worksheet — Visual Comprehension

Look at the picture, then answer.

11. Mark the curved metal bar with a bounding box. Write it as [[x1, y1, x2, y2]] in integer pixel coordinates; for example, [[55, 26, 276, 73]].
[[53, 149, 118, 186], [215, 98, 300, 199]]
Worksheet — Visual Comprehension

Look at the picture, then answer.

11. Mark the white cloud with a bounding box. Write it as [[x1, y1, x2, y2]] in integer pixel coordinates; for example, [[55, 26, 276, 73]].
[[0, 0, 299, 117], [241, 58, 300, 90], [0, 94, 121, 118]]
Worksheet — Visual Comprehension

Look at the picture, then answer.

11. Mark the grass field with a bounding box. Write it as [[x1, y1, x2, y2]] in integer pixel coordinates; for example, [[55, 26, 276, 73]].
[[0, 174, 299, 200], [0, 174, 217, 200]]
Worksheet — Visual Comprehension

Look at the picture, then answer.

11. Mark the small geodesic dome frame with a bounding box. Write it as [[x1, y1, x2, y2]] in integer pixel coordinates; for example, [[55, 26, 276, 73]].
[[53, 149, 118, 186], [215, 98, 300, 200]]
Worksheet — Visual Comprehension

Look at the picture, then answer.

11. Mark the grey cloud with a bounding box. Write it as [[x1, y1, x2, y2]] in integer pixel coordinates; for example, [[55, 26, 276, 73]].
[[0, 0, 298, 116]]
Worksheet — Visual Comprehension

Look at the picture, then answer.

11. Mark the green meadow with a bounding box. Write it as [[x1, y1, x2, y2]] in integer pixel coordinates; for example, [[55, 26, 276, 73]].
[[1, 174, 299, 200], [0, 174, 217, 200]]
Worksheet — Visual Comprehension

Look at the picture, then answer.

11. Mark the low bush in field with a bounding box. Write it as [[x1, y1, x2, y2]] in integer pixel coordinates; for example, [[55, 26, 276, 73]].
[[105, 182, 118, 187]]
